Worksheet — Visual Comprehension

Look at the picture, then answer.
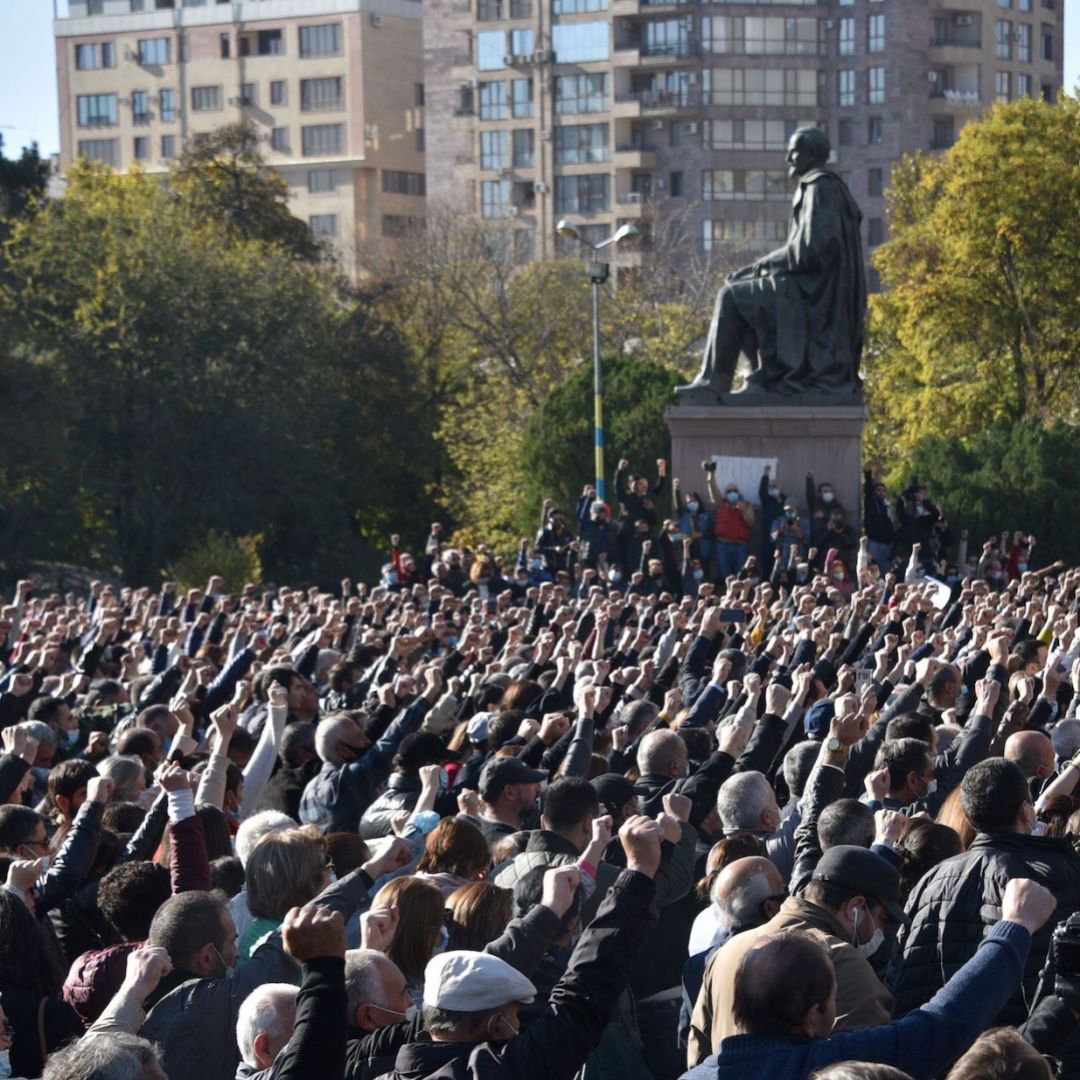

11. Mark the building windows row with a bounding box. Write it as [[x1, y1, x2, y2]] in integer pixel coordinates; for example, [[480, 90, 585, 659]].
[[553, 73, 608, 114], [555, 173, 609, 213], [75, 41, 116, 69], [702, 68, 820, 108], [554, 122, 609, 164], [477, 0, 533, 20], [838, 115, 884, 146], [838, 67, 886, 107], [481, 179, 511, 217], [302, 123, 345, 156], [309, 213, 339, 238], [702, 219, 786, 251], [477, 27, 536, 68], [383, 170, 426, 195], [703, 117, 820, 151], [703, 169, 789, 201], [77, 93, 118, 127], [701, 15, 823, 56], [77, 132, 178, 165]]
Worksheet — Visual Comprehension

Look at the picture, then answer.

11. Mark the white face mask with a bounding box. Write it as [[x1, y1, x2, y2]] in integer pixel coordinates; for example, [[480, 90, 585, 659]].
[[374, 1003, 418, 1023], [923, 777, 938, 797], [0, 1049, 10, 1080], [852, 904, 885, 959]]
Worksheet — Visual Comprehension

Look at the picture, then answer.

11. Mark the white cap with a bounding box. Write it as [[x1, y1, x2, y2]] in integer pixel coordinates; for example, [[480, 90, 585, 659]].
[[424, 951, 537, 1011]]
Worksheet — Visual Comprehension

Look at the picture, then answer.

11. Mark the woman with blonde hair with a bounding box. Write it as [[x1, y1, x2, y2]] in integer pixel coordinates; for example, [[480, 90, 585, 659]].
[[371, 876, 446, 995], [239, 827, 329, 963], [935, 784, 976, 849], [446, 881, 512, 951]]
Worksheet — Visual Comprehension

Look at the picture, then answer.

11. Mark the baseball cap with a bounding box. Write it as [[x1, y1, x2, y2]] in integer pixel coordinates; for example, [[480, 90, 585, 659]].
[[803, 700, 835, 740], [592, 773, 637, 817], [425, 951, 537, 1011], [478, 757, 547, 802], [811, 845, 910, 926]]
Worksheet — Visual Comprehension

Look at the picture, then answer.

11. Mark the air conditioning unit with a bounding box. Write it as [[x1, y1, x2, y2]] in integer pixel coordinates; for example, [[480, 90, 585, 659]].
[[824, 19, 834, 30], [685, 121, 698, 134], [533, 49, 550, 63], [533, 180, 549, 193], [655, 178, 665, 189], [652, 119, 664, 129], [504, 54, 515, 65], [118, 96, 130, 106], [540, 129, 551, 140], [497, 166, 512, 176], [370, 13, 383, 26], [467, 78, 479, 89], [507, 206, 519, 216], [954, 14, 974, 26]]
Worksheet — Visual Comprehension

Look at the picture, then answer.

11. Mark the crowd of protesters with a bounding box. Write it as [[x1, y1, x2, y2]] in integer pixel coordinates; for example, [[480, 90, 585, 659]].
[[1, 454, 1079, 1080]]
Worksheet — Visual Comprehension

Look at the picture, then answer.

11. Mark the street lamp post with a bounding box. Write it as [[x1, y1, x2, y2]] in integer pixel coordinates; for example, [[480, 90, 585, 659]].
[[555, 220, 639, 503]]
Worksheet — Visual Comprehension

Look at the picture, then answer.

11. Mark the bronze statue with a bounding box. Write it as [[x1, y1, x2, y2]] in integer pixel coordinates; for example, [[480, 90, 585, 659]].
[[676, 128, 867, 401]]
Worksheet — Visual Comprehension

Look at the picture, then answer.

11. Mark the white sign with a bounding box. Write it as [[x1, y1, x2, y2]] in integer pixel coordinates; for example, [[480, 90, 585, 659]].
[[710, 456, 780, 505]]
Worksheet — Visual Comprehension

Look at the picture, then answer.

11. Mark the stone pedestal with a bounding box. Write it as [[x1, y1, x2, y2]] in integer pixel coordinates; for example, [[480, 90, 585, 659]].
[[666, 404, 867, 522]]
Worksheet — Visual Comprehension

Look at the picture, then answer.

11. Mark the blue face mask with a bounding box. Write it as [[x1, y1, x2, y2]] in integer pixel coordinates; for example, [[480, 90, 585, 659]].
[[686, 501, 700, 512], [439, 766, 450, 793], [62, 728, 80, 748], [433, 925, 449, 955], [0, 1049, 11, 1080]]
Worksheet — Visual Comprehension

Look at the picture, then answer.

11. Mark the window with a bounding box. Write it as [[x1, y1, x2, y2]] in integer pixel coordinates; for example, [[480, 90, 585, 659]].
[[241, 83, 257, 107], [553, 122, 609, 164], [138, 37, 170, 64], [308, 168, 337, 193], [995, 70, 1011, 102], [551, 22, 609, 63], [867, 67, 885, 104], [299, 23, 342, 58], [270, 81, 286, 106], [838, 69, 855, 107], [700, 16, 823, 56], [300, 77, 343, 111], [670, 171, 683, 197], [996, 0, 1011, 6], [480, 130, 509, 169], [554, 174, 609, 213], [479, 81, 508, 119], [75, 42, 115, 69], [867, 116, 883, 144], [931, 117, 954, 149], [416, 128, 425, 151], [553, 0, 607, 13], [703, 219, 786, 251], [1019, 0, 1032, 8], [868, 218, 884, 246], [133, 135, 149, 160], [477, 0, 503, 20], [220, 32, 231, 58], [1016, 72, 1032, 97], [643, 17, 691, 56], [191, 86, 221, 111], [161, 133, 176, 157], [513, 128, 534, 166], [511, 78, 533, 117], [383, 214, 421, 238], [309, 214, 339, 238], [477, 31, 505, 70], [838, 118, 854, 146], [132, 90, 151, 123], [480, 180, 511, 218], [996, 19, 1012, 58], [77, 138, 118, 164], [868, 167, 883, 197], [382, 170, 425, 195], [703, 118, 809, 150], [838, 17, 854, 56], [415, 83, 425, 107], [703, 68, 819, 107], [1041, 25, 1053, 60], [302, 123, 344, 155], [510, 28, 534, 55], [259, 29, 284, 55], [554, 73, 608, 114], [1016, 23, 1032, 61], [77, 93, 118, 127], [102, 41, 116, 67], [270, 127, 289, 152], [702, 169, 789, 201], [160, 88, 177, 122], [868, 14, 884, 52]]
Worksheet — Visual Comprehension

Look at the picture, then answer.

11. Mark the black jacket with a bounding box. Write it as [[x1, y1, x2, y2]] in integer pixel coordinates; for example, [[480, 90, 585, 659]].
[[892, 831, 1080, 1025], [383, 869, 657, 1080]]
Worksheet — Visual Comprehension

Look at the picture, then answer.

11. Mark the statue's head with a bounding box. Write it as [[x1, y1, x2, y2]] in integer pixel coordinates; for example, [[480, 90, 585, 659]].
[[786, 127, 831, 179]]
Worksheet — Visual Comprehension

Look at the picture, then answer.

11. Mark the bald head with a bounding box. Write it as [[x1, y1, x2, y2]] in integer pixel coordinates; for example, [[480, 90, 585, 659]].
[[314, 713, 369, 767], [637, 729, 688, 780], [1004, 730, 1055, 781], [712, 856, 785, 934]]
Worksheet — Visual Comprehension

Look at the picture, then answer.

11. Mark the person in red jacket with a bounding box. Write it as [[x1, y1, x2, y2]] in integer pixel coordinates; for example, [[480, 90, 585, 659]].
[[704, 462, 755, 582]]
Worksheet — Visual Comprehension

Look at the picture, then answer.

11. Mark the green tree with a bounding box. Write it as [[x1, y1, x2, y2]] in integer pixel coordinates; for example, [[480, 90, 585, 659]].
[[519, 353, 681, 527], [866, 94, 1080, 464], [0, 160, 429, 583], [0, 137, 49, 228], [903, 419, 1080, 565]]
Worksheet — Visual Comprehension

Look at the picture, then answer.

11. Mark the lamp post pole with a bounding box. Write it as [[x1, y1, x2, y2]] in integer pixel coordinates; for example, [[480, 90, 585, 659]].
[[555, 220, 639, 507]]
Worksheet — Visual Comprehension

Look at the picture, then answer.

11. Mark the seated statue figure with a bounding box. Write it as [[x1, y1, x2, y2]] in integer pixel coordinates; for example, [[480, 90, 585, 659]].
[[676, 127, 867, 400]]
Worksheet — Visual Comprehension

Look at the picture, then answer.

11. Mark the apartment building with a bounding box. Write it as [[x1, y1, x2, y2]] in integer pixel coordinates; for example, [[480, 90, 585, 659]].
[[55, 0, 427, 271], [424, 0, 1066, 272]]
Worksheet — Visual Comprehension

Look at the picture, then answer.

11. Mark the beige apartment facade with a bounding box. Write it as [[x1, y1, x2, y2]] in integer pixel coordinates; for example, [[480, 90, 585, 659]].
[[424, 0, 1066, 273], [56, 0, 427, 272]]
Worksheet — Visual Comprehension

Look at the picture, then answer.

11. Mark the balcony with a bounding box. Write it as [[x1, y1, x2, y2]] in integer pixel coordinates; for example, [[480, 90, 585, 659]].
[[614, 143, 656, 168], [615, 192, 650, 215], [930, 87, 982, 107], [614, 89, 701, 115]]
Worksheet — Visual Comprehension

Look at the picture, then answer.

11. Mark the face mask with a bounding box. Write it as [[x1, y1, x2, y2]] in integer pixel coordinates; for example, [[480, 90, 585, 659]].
[[211, 944, 234, 976], [833, 571, 845, 582], [62, 728, 80, 748], [439, 766, 450, 793], [768, 487, 780, 499], [433, 925, 449, 955], [1017, 563, 1028, 573], [530, 560, 543, 571], [726, 492, 739, 504], [375, 1002, 418, 1023], [386, 572, 398, 585], [487, 1011, 519, 1041], [821, 492, 834, 504], [608, 571, 622, 584], [785, 509, 797, 520], [0, 1050, 10, 1080], [686, 501, 699, 512], [670, 531, 684, 542], [692, 569, 705, 582], [922, 777, 938, 797], [851, 904, 885, 959]]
